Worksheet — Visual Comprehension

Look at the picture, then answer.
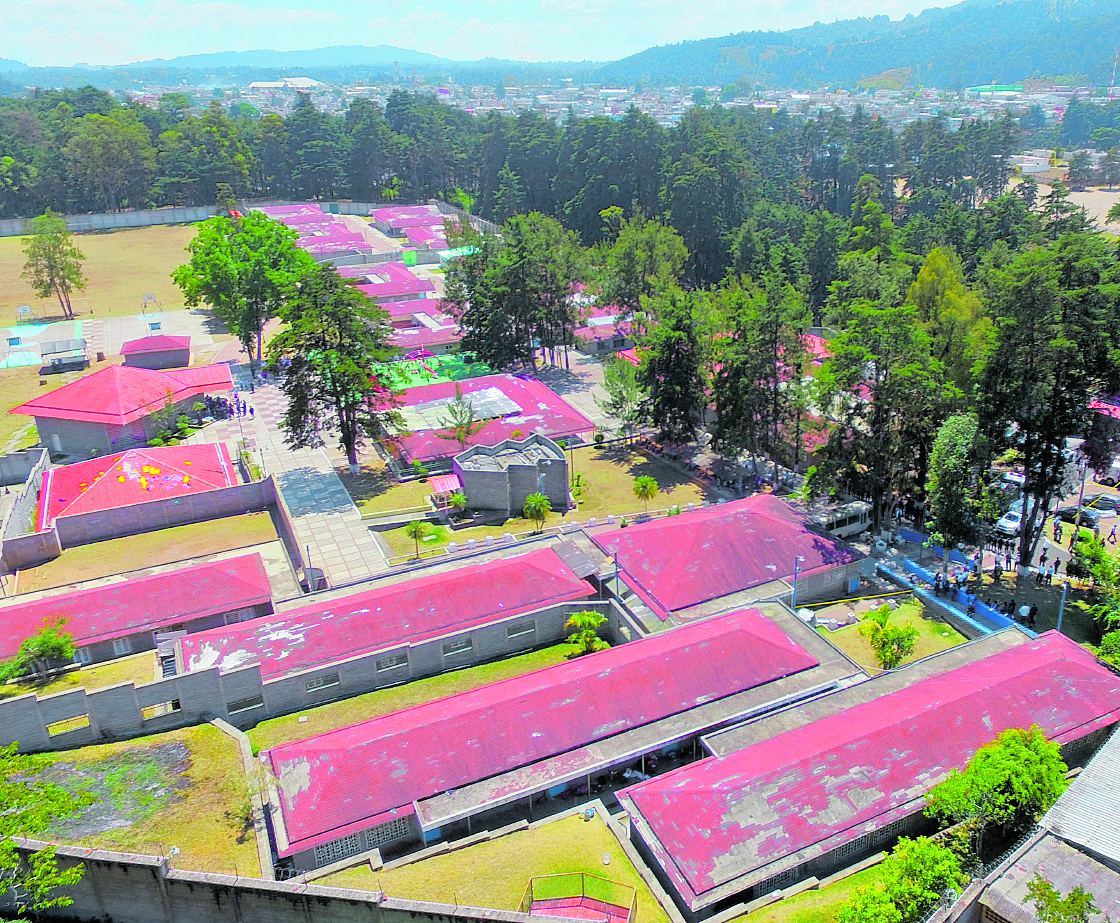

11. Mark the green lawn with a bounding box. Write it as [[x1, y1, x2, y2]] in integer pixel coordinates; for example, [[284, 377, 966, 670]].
[[15, 512, 277, 592], [248, 642, 574, 753], [0, 651, 157, 700], [374, 354, 495, 389], [731, 862, 886, 923], [322, 812, 670, 923], [816, 600, 966, 673], [0, 225, 196, 322], [30, 723, 258, 876], [338, 462, 436, 515]]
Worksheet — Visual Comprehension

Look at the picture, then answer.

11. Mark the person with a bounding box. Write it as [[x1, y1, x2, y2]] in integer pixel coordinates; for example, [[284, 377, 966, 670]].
[[1111, 524, 1117, 544], [1028, 604, 1038, 629], [1035, 566, 1044, 585], [1045, 564, 1054, 585]]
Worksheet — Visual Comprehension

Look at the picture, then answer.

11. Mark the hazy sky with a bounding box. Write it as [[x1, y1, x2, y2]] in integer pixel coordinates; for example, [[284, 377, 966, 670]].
[[3, 0, 943, 67]]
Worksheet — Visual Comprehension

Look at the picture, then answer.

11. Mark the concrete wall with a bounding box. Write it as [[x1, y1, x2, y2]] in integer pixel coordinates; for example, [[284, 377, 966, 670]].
[[0, 448, 49, 541], [1, 838, 558, 923], [0, 447, 49, 487], [1, 525, 62, 571], [124, 349, 191, 370], [35, 396, 207, 458]]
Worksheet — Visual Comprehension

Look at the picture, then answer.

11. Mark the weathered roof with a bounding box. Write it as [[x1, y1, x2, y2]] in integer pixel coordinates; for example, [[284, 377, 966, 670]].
[[267, 607, 819, 857], [591, 494, 861, 613], [37, 443, 238, 529], [0, 553, 271, 659], [620, 632, 1120, 911], [10, 364, 233, 426], [1044, 723, 1120, 866], [120, 335, 191, 355], [178, 547, 592, 680]]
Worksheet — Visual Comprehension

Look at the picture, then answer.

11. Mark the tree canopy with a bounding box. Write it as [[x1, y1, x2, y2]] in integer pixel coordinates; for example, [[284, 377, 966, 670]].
[[20, 210, 86, 320]]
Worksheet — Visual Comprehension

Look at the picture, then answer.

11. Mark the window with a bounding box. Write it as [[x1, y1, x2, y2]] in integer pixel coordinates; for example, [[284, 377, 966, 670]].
[[46, 714, 90, 736], [141, 700, 181, 721], [376, 652, 407, 672], [442, 638, 473, 657], [227, 695, 265, 715], [112, 637, 133, 656], [313, 833, 361, 867], [365, 816, 411, 849], [507, 621, 536, 639], [75, 647, 93, 665], [305, 672, 340, 693]]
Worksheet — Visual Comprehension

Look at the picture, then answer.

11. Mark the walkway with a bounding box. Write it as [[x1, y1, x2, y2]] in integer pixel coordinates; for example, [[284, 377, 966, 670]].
[[186, 373, 390, 588]]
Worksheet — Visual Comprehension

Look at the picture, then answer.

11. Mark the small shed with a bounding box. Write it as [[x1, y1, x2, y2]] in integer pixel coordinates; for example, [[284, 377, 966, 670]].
[[121, 335, 190, 370], [40, 338, 89, 372]]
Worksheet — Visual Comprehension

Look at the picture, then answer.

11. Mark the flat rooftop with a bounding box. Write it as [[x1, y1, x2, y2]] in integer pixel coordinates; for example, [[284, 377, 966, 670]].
[[620, 631, 1120, 912], [266, 607, 822, 857], [178, 547, 592, 681], [456, 441, 563, 472]]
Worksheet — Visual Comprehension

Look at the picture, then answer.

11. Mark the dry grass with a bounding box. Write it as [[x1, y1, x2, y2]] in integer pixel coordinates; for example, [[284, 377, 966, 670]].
[[33, 723, 258, 876], [0, 651, 157, 700], [322, 812, 670, 923], [248, 643, 572, 753], [816, 600, 966, 673], [0, 226, 196, 322], [15, 512, 276, 592]]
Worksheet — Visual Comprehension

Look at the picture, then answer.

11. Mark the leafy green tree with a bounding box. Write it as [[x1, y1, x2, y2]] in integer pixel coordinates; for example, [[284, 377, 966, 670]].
[[1066, 151, 1095, 190], [1, 742, 94, 915], [20, 210, 86, 319], [522, 492, 552, 532], [267, 265, 401, 473], [925, 725, 1068, 861], [1097, 630, 1120, 668], [838, 883, 902, 923], [599, 209, 688, 324], [838, 837, 965, 923], [63, 109, 155, 211], [173, 211, 316, 367], [928, 414, 985, 570], [565, 610, 609, 655], [435, 383, 486, 450], [858, 604, 919, 670], [0, 618, 76, 682], [404, 519, 427, 559], [1028, 876, 1101, 923], [595, 357, 643, 441], [636, 291, 707, 443], [632, 475, 659, 513]]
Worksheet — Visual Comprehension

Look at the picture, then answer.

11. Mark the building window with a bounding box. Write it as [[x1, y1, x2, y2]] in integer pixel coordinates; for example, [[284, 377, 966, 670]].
[[313, 833, 362, 867], [376, 652, 408, 672], [227, 695, 265, 715], [112, 637, 133, 656], [365, 816, 411, 849], [305, 672, 340, 693], [442, 638, 473, 657], [507, 621, 536, 639], [75, 647, 93, 665]]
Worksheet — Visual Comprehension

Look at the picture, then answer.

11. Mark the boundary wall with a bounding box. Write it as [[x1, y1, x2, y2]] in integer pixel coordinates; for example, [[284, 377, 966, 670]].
[[1, 838, 566, 923]]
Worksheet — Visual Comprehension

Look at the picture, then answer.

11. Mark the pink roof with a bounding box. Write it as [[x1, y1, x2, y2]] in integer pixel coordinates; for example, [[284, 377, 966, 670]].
[[10, 364, 233, 426], [256, 205, 324, 218], [370, 205, 438, 223], [267, 608, 819, 857], [616, 348, 640, 367], [178, 548, 592, 680], [428, 474, 461, 494], [394, 374, 594, 464], [620, 632, 1120, 907], [592, 494, 860, 613], [389, 213, 447, 231], [1091, 399, 1120, 421], [38, 443, 238, 529], [120, 335, 191, 356], [802, 333, 830, 362], [403, 225, 447, 247], [0, 554, 271, 659], [340, 262, 435, 301]]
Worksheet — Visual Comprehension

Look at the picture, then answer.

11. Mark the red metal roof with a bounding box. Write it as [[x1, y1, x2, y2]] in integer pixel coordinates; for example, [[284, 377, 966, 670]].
[[620, 632, 1120, 908], [394, 374, 594, 464], [266, 607, 819, 857], [119, 335, 191, 356], [179, 547, 593, 680], [37, 443, 238, 529], [10, 364, 233, 426], [0, 553, 271, 659], [592, 495, 860, 613]]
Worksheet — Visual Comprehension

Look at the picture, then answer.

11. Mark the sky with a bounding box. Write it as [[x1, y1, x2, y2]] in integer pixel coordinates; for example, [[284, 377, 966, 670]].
[[3, 0, 945, 68]]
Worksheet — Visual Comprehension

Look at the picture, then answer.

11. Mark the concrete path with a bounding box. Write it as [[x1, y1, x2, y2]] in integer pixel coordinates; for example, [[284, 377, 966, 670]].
[[186, 374, 389, 588]]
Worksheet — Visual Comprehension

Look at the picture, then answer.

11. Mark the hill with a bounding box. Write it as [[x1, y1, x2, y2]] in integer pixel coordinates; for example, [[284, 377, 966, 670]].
[[150, 45, 449, 69], [594, 0, 1120, 89]]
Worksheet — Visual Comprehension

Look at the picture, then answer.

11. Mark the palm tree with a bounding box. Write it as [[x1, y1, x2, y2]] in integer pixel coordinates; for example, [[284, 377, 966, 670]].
[[448, 491, 467, 515], [404, 519, 427, 559], [633, 475, 659, 514], [523, 492, 552, 533], [858, 604, 919, 670]]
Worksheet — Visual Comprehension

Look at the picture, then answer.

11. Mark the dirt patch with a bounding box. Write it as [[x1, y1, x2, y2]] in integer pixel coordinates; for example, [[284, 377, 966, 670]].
[[38, 741, 192, 837]]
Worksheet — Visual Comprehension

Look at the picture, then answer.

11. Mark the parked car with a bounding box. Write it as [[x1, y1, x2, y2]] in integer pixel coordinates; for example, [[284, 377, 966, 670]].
[[996, 509, 1022, 536], [1085, 494, 1120, 515], [1055, 506, 1101, 529]]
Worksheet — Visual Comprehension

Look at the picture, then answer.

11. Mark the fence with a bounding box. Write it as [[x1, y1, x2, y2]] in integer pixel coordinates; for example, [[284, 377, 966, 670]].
[[0, 448, 48, 541], [519, 873, 637, 923]]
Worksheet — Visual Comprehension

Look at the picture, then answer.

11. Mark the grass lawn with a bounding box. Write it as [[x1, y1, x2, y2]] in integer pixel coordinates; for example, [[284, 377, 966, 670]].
[[322, 813, 670, 923], [374, 354, 495, 389], [0, 225, 196, 322], [731, 862, 885, 923], [248, 643, 573, 753], [817, 600, 966, 674], [0, 651, 157, 700], [15, 512, 276, 593], [339, 462, 435, 515], [32, 723, 258, 876]]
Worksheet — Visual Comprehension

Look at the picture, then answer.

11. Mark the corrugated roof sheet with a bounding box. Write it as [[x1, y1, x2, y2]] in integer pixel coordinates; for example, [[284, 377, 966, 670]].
[[267, 607, 819, 857], [620, 632, 1120, 909], [120, 335, 191, 355], [178, 547, 593, 680], [10, 364, 233, 425], [592, 494, 860, 613], [0, 553, 271, 658], [1044, 723, 1120, 866], [37, 443, 238, 529]]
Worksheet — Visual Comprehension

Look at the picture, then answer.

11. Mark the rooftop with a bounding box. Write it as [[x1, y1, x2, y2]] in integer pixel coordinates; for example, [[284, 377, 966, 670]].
[[0, 553, 271, 659], [267, 607, 820, 857], [37, 443, 238, 530], [178, 547, 592, 681], [120, 335, 191, 356], [620, 632, 1120, 910], [10, 364, 233, 427], [591, 494, 860, 614]]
